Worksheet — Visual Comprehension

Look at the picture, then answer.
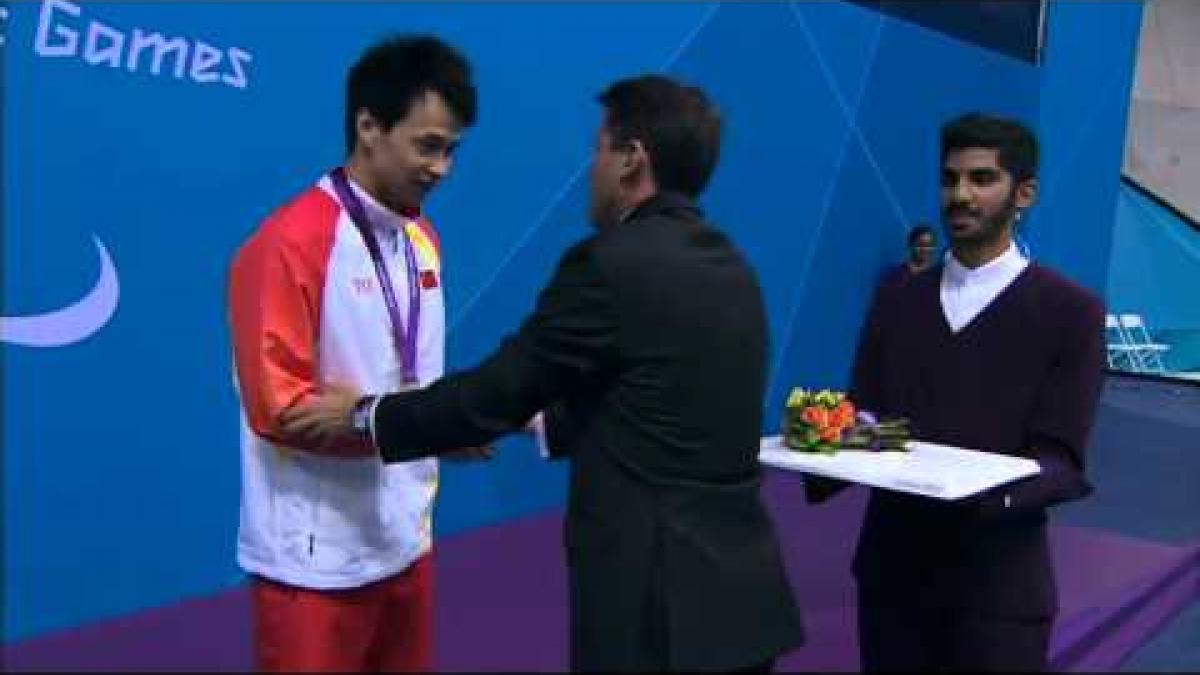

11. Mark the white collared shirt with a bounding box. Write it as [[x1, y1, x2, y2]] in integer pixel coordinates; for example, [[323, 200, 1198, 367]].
[[940, 242, 1030, 333]]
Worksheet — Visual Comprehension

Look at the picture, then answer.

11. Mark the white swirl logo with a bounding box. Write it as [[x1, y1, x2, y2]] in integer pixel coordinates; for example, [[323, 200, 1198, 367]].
[[1, 236, 120, 347]]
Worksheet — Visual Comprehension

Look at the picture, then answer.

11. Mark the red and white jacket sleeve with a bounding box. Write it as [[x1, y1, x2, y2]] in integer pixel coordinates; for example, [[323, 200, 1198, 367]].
[[228, 198, 371, 456]]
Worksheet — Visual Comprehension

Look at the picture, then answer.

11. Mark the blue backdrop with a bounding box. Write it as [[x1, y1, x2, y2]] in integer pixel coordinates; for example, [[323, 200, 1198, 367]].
[[1108, 181, 1200, 372], [2, 0, 1143, 643]]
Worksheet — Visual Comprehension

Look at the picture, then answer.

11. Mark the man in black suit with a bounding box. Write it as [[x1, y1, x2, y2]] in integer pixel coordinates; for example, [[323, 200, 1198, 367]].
[[282, 74, 803, 672]]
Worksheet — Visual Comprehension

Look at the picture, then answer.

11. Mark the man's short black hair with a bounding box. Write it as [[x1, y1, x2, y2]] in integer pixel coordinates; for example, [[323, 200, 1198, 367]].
[[941, 112, 1038, 183], [345, 35, 477, 153], [597, 75, 722, 197], [908, 223, 935, 246]]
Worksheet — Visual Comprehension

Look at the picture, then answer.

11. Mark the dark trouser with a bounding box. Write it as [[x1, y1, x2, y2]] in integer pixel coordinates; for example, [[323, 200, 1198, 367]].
[[857, 601, 1052, 673], [638, 565, 777, 673], [732, 658, 776, 673]]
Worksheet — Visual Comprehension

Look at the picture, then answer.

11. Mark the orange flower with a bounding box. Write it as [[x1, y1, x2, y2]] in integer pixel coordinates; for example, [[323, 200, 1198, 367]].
[[832, 400, 856, 428], [802, 406, 829, 428], [820, 425, 842, 442]]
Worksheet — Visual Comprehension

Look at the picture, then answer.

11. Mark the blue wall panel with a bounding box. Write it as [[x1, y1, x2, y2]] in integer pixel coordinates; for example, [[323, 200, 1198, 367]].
[[1033, 1, 1143, 294]]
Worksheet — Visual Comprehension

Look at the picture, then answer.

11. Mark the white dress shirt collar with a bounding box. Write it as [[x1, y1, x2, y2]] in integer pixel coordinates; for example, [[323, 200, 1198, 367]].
[[943, 242, 1026, 287], [940, 242, 1030, 332]]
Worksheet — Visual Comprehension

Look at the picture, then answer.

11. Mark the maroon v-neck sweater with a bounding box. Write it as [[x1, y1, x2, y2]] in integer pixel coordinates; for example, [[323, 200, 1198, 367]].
[[848, 262, 1105, 617]]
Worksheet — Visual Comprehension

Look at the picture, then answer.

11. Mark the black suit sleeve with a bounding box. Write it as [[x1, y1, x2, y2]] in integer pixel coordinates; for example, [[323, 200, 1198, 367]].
[[541, 399, 583, 459], [372, 241, 619, 463]]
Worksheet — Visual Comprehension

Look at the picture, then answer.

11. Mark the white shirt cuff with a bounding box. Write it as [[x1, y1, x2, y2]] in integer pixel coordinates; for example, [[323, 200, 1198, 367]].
[[367, 395, 382, 452], [529, 412, 551, 459]]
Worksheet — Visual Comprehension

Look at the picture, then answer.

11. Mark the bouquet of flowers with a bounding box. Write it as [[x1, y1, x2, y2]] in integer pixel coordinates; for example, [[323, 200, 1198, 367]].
[[783, 388, 912, 454]]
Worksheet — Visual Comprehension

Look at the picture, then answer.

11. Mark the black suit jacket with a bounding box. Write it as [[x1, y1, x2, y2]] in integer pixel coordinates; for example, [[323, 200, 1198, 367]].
[[372, 192, 803, 671]]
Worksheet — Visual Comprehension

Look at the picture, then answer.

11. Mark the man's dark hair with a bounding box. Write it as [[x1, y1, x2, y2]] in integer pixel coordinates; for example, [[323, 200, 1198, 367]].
[[345, 35, 477, 153], [941, 112, 1038, 183], [597, 75, 722, 197], [908, 224, 935, 246]]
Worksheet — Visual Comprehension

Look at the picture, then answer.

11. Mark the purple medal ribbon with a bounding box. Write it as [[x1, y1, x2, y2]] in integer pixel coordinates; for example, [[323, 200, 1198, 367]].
[[330, 167, 422, 385]]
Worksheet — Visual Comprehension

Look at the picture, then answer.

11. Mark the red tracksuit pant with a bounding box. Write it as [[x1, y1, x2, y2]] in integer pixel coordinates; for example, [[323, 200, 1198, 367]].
[[251, 554, 434, 672]]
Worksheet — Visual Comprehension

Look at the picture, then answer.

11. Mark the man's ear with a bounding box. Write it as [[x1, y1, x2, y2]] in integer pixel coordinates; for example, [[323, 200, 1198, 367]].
[[620, 138, 649, 180], [1015, 176, 1038, 210], [355, 109, 381, 152]]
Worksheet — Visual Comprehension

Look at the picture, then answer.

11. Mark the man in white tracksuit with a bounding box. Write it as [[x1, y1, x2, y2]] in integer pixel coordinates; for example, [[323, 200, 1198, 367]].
[[228, 34, 485, 671]]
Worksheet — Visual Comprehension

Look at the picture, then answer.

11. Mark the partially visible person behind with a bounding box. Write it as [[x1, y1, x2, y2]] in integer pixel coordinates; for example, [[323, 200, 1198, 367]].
[[904, 223, 938, 274], [877, 223, 938, 297], [810, 112, 1105, 672], [227, 34, 484, 672]]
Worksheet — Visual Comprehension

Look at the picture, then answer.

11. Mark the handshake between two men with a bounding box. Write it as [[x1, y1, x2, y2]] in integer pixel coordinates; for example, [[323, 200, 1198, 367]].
[[279, 383, 546, 462]]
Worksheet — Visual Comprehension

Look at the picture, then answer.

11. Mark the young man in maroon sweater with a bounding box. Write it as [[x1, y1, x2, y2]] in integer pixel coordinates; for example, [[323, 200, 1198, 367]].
[[813, 113, 1105, 672]]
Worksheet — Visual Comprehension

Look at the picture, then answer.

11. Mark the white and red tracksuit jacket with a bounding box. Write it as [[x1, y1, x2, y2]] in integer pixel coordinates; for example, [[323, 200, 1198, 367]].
[[228, 171, 444, 589]]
